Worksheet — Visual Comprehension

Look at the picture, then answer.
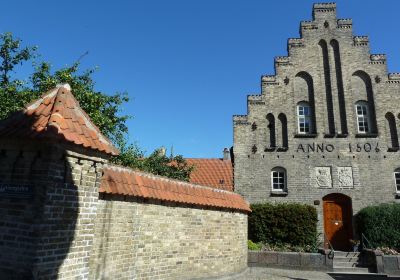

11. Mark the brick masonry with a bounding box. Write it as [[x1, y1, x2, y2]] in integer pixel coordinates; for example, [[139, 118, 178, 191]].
[[0, 139, 107, 279], [233, 3, 400, 240], [90, 195, 248, 280], [0, 126, 248, 279]]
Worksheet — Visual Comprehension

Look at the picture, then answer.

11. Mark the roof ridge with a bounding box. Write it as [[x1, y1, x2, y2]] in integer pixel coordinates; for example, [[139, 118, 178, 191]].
[[101, 166, 251, 212], [104, 164, 236, 194], [186, 158, 225, 160]]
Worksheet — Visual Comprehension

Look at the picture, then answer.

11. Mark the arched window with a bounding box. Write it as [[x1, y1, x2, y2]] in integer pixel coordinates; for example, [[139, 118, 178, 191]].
[[355, 101, 370, 133], [297, 102, 312, 134], [271, 167, 287, 192], [385, 112, 399, 150], [278, 113, 288, 149], [266, 113, 276, 148], [394, 168, 400, 193]]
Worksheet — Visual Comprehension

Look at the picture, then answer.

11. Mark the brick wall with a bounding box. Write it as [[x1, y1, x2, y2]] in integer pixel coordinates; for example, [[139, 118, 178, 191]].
[[90, 195, 248, 280], [0, 143, 43, 279], [0, 139, 249, 280], [0, 140, 107, 280], [32, 150, 106, 279]]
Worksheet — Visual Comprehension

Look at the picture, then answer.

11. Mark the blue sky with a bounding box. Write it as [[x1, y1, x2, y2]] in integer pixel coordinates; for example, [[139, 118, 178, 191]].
[[1, 0, 400, 158]]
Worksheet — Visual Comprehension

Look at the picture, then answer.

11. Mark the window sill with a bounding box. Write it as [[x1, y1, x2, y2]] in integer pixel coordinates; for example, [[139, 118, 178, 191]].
[[355, 133, 378, 138], [323, 133, 335, 138], [276, 147, 288, 152], [336, 133, 348, 138], [270, 191, 288, 197], [294, 133, 318, 138]]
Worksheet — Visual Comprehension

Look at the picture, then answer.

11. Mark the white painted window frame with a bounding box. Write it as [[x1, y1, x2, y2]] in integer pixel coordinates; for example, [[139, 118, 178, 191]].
[[271, 167, 286, 192], [355, 102, 370, 134], [394, 170, 400, 193], [297, 102, 312, 134]]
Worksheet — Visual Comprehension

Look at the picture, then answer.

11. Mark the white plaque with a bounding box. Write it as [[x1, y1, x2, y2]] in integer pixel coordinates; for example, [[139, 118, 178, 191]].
[[338, 167, 353, 187], [315, 167, 332, 188]]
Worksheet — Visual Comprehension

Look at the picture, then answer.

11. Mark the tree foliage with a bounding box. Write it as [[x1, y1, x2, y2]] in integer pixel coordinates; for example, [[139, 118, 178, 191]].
[[0, 32, 193, 181], [112, 144, 193, 181]]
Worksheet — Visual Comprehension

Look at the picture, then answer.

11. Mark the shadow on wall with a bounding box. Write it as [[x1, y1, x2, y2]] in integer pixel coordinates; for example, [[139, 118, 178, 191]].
[[0, 144, 79, 279], [92, 182, 115, 279]]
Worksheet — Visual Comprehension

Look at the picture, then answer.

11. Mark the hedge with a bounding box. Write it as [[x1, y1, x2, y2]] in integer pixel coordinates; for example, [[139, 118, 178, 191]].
[[356, 203, 400, 250], [248, 203, 318, 247]]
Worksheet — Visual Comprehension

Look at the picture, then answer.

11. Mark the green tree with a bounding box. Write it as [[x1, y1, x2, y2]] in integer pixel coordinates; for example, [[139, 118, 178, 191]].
[[112, 145, 193, 181], [0, 32, 193, 181], [0, 32, 37, 91]]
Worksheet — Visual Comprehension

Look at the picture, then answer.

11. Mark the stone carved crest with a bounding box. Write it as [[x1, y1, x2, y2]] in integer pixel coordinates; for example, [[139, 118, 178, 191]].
[[338, 167, 353, 187], [315, 167, 332, 187]]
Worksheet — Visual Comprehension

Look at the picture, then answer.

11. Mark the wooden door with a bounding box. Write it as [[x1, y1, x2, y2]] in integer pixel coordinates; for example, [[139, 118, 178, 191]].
[[323, 194, 353, 251]]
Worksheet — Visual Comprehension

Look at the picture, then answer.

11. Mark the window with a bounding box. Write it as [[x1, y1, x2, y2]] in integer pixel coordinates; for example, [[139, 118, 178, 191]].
[[271, 167, 286, 192], [394, 169, 400, 193], [297, 102, 312, 134], [355, 102, 370, 133]]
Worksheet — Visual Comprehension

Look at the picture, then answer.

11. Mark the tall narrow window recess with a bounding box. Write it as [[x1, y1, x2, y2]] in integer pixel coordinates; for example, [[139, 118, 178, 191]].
[[385, 112, 399, 151], [394, 169, 400, 195], [271, 167, 287, 195], [278, 113, 288, 151], [295, 102, 316, 137], [355, 101, 376, 137], [266, 113, 276, 151]]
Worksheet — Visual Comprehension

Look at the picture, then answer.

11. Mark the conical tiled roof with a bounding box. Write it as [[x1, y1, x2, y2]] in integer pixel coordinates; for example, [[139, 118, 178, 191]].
[[0, 84, 119, 156]]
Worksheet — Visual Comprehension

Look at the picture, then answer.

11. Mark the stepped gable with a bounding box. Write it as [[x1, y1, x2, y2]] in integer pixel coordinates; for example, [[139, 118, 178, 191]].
[[0, 84, 118, 156], [186, 158, 233, 191], [100, 165, 251, 212]]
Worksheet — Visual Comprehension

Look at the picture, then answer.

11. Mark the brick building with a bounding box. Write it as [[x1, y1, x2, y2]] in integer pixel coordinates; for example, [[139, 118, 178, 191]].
[[233, 3, 400, 250]]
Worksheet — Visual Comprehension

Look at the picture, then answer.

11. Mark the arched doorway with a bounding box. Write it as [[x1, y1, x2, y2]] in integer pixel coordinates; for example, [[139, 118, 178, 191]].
[[323, 193, 353, 251]]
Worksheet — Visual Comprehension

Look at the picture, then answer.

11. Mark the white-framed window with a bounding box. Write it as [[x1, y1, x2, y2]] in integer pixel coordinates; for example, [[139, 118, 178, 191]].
[[355, 101, 370, 133], [297, 102, 312, 134], [271, 167, 286, 192], [394, 169, 400, 193]]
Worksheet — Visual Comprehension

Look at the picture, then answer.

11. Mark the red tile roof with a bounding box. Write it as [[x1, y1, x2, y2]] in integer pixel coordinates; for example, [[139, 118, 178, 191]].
[[186, 158, 233, 191], [100, 165, 250, 213], [0, 84, 118, 156]]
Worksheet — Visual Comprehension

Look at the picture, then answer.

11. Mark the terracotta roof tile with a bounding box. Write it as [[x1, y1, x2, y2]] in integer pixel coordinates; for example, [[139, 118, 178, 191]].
[[100, 165, 250, 213], [186, 158, 233, 191], [0, 84, 118, 156]]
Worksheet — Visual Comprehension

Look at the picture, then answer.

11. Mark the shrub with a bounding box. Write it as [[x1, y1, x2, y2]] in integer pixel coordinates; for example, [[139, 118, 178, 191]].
[[248, 240, 262, 251], [356, 203, 400, 250], [248, 203, 318, 247]]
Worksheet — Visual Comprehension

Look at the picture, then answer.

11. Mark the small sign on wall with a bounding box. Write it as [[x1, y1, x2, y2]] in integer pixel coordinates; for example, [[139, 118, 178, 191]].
[[0, 184, 34, 199]]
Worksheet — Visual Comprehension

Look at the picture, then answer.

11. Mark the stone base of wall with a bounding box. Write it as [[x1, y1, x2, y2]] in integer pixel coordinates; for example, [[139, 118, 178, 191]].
[[369, 249, 400, 276], [382, 256, 400, 276], [248, 251, 333, 271]]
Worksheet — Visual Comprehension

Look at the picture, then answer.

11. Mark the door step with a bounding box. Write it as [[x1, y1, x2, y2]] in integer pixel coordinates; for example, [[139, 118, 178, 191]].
[[329, 272, 388, 279], [332, 251, 373, 274], [334, 251, 360, 257], [333, 267, 370, 273]]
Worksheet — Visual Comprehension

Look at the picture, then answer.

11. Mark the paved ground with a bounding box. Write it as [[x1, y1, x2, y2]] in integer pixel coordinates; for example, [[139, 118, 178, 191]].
[[235, 267, 333, 280], [225, 267, 400, 280]]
